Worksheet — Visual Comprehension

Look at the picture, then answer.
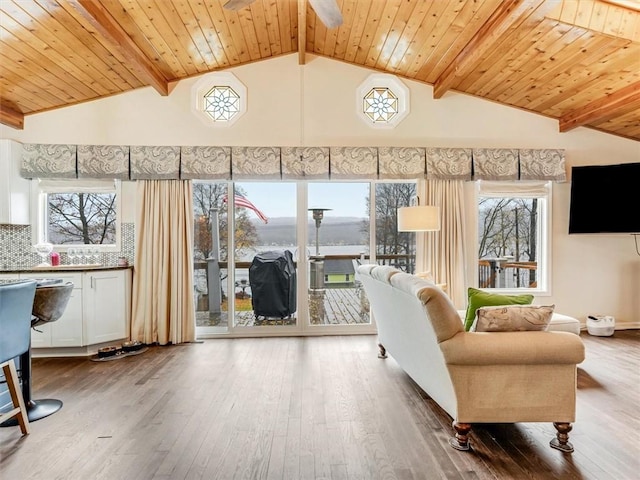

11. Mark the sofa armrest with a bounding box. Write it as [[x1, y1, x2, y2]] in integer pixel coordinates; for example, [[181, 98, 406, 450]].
[[440, 331, 585, 366]]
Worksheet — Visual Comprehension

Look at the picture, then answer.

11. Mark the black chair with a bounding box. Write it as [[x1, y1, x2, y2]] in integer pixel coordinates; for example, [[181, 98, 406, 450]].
[[0, 280, 37, 435]]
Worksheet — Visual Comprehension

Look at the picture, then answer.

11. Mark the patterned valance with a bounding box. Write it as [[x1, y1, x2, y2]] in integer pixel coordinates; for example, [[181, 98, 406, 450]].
[[473, 148, 519, 180], [77, 145, 129, 180], [130, 146, 181, 180], [231, 146, 281, 180], [21, 144, 77, 179], [378, 147, 425, 179], [180, 146, 231, 180], [20, 143, 566, 183], [281, 147, 330, 180], [519, 149, 566, 181], [330, 147, 378, 179], [426, 148, 472, 180]]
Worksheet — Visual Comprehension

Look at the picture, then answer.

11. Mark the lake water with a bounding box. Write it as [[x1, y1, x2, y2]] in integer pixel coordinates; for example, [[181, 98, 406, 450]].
[[239, 244, 369, 262]]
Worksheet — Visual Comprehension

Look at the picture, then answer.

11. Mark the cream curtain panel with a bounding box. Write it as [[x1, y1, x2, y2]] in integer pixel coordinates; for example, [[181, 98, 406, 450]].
[[131, 180, 196, 345], [418, 179, 467, 309]]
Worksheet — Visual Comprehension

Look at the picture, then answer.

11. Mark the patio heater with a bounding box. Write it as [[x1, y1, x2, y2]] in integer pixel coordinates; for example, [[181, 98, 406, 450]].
[[308, 207, 331, 292]]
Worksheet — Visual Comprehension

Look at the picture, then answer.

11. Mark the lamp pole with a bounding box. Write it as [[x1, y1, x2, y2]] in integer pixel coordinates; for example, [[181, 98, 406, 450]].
[[308, 208, 331, 292]]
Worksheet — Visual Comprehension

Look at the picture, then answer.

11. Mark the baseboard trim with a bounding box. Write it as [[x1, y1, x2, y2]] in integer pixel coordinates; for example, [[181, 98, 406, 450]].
[[580, 322, 640, 331]]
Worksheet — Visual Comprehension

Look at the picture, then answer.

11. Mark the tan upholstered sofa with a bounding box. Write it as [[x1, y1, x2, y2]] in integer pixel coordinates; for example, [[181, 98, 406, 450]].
[[357, 264, 585, 452]]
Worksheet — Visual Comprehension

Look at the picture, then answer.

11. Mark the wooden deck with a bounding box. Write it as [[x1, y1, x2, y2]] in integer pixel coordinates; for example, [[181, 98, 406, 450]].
[[196, 286, 369, 327]]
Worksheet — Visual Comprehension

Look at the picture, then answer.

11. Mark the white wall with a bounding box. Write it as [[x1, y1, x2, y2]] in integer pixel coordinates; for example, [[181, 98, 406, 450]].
[[2, 54, 639, 327]]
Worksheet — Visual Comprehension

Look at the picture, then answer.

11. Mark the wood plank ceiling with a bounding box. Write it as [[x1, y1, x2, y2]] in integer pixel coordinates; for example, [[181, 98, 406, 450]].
[[0, 0, 639, 141]]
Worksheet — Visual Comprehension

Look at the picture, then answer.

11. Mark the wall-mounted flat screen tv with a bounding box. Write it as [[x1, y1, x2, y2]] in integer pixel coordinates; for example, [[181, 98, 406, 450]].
[[568, 162, 640, 234]]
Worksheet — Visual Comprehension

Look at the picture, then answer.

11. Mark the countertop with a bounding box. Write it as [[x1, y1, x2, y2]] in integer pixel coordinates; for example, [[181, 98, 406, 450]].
[[0, 265, 133, 274]]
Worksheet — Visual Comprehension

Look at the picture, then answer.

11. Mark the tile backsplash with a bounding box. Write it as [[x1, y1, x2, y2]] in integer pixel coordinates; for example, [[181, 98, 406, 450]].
[[0, 222, 135, 270]]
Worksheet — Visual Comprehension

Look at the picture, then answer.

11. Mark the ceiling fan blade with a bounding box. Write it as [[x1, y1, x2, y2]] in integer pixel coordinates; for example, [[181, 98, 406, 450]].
[[223, 0, 256, 11], [308, 0, 343, 29]]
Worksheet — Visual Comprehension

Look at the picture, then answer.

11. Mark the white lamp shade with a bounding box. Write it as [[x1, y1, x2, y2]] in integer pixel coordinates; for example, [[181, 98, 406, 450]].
[[397, 205, 440, 232]]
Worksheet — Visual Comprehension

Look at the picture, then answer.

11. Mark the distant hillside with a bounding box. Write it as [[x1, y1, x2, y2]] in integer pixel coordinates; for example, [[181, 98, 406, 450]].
[[253, 216, 367, 245]]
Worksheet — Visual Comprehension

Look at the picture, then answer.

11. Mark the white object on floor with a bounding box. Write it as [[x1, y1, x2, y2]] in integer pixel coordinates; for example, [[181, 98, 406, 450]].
[[586, 315, 615, 337]]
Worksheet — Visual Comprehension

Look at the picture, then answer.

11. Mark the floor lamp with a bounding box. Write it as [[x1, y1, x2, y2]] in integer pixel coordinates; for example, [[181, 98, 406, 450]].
[[397, 203, 440, 276]]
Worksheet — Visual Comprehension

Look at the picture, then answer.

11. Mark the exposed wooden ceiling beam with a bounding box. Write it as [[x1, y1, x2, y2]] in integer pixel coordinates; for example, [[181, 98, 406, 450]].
[[298, 0, 307, 65], [433, 0, 549, 99], [559, 81, 640, 132], [0, 104, 24, 130], [69, 0, 171, 96]]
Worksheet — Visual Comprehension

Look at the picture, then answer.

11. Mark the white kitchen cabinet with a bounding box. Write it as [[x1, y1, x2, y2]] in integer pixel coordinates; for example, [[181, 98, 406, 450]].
[[83, 269, 128, 345], [20, 272, 84, 348], [0, 139, 30, 225], [1, 268, 132, 354]]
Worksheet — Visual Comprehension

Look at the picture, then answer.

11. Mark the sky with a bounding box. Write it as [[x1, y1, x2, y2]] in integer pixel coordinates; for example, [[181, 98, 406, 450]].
[[237, 182, 369, 219]]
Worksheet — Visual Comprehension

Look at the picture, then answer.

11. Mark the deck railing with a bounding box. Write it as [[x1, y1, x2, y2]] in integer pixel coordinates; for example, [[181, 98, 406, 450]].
[[193, 255, 539, 320], [478, 259, 537, 288]]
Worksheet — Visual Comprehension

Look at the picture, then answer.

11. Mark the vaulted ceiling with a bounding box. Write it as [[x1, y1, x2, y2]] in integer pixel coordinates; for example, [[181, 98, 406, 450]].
[[1, 0, 639, 141]]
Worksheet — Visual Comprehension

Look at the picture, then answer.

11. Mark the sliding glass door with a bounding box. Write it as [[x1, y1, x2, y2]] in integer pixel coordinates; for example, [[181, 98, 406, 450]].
[[307, 182, 371, 327], [194, 180, 415, 337], [232, 182, 298, 331]]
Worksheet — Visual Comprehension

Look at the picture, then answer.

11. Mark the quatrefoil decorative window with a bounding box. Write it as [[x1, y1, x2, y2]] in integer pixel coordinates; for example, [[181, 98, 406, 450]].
[[357, 74, 409, 129], [192, 72, 246, 127], [363, 87, 398, 123], [204, 86, 240, 122]]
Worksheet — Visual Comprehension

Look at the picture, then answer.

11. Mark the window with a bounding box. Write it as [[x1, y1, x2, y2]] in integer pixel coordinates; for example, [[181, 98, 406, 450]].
[[203, 86, 240, 122], [357, 73, 410, 128], [476, 181, 551, 293], [363, 87, 398, 123], [33, 179, 121, 251], [192, 71, 247, 127]]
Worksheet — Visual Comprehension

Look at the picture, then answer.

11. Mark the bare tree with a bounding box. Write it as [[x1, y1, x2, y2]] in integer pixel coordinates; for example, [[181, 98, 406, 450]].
[[362, 183, 416, 271], [478, 197, 539, 287], [48, 193, 116, 244]]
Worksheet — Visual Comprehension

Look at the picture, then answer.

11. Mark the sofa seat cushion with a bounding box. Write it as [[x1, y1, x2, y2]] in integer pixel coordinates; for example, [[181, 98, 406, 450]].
[[547, 313, 581, 335]]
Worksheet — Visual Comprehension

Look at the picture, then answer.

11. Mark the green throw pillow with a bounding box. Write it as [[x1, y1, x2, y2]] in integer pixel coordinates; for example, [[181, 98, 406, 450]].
[[464, 288, 534, 331]]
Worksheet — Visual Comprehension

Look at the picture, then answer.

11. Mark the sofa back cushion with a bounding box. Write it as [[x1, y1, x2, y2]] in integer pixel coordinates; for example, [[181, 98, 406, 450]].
[[390, 272, 463, 343]]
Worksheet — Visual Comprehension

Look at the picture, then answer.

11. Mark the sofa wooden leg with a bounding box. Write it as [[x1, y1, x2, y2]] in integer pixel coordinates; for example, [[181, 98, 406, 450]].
[[449, 421, 471, 451], [378, 343, 387, 359], [550, 422, 574, 453]]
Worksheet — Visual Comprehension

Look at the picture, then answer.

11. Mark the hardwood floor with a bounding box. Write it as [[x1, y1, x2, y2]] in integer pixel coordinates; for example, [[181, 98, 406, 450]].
[[1, 331, 639, 479]]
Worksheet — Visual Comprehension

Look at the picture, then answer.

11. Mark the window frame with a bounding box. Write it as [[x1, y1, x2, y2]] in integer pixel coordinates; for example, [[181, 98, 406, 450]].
[[191, 71, 247, 127], [32, 178, 122, 252], [475, 180, 552, 296]]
